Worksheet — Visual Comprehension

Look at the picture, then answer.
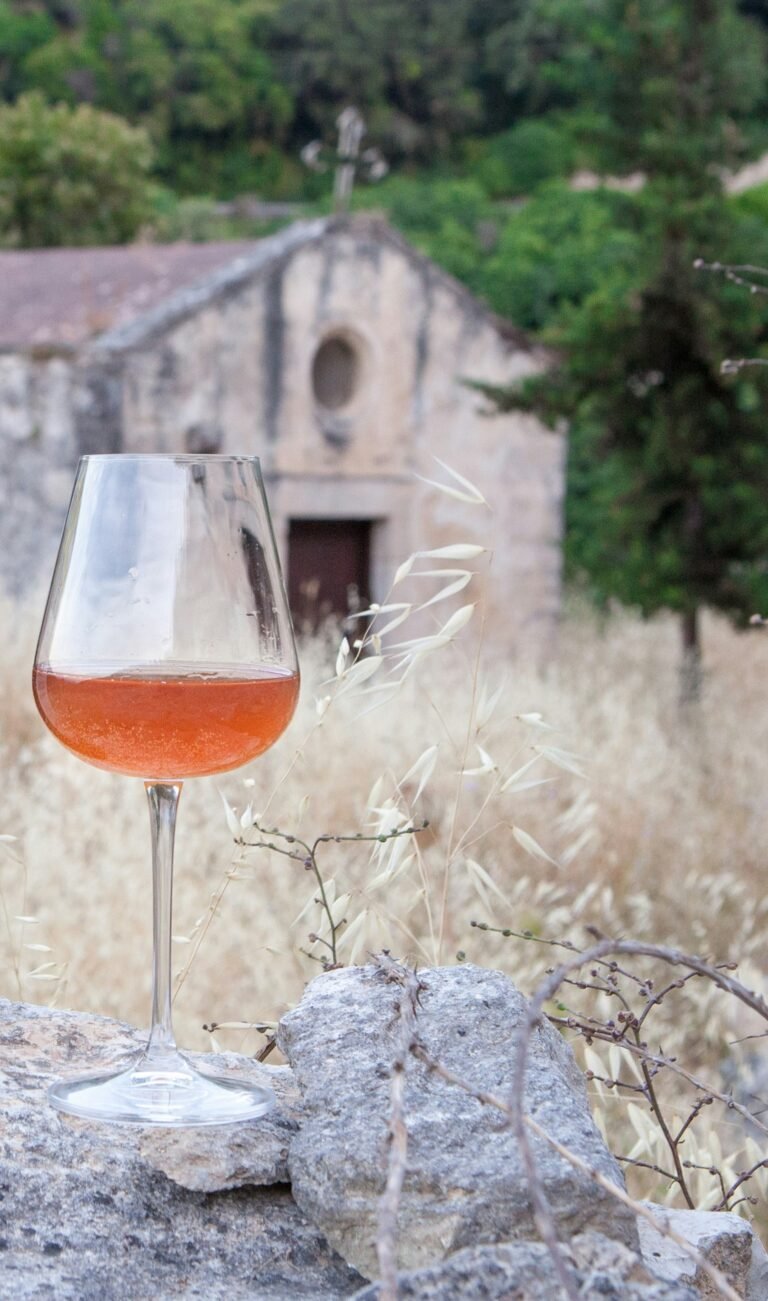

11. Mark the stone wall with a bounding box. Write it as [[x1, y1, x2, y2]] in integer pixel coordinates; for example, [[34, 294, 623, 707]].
[[4, 963, 768, 1298]]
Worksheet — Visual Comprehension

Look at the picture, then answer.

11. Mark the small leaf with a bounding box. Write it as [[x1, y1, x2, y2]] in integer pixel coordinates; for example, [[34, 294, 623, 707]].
[[392, 555, 416, 585], [437, 603, 475, 640], [465, 858, 510, 907], [350, 602, 409, 618], [517, 712, 557, 731], [415, 573, 472, 612], [337, 656, 383, 691], [335, 637, 350, 678], [416, 544, 487, 560], [535, 745, 587, 779], [462, 744, 497, 776], [512, 825, 560, 868], [220, 792, 241, 838], [415, 476, 485, 505], [334, 911, 367, 955], [330, 892, 351, 925], [375, 606, 412, 636], [415, 457, 487, 506], [400, 745, 438, 802], [476, 679, 505, 729], [500, 753, 542, 792]]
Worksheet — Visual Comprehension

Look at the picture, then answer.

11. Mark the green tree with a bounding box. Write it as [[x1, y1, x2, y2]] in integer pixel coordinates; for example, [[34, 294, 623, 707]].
[[0, 91, 153, 245], [0, 2, 57, 100], [497, 0, 768, 695], [271, 0, 480, 162], [14, 0, 290, 193]]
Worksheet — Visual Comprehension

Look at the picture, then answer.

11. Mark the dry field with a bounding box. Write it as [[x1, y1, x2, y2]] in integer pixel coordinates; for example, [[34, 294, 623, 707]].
[[2, 562, 768, 1214]]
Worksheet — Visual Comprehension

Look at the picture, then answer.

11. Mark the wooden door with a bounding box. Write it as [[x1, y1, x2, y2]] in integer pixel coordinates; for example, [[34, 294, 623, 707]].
[[288, 519, 371, 630]]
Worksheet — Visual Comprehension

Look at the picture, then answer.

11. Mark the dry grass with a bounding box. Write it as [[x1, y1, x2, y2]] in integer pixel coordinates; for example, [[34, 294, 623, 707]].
[[2, 573, 768, 1214]]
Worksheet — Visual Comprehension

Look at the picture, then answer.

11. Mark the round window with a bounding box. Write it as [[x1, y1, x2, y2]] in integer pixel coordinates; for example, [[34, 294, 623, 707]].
[[311, 335, 361, 411]]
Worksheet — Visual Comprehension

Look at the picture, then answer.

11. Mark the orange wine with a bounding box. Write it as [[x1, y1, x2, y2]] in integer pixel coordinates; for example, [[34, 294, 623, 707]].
[[33, 664, 300, 779]]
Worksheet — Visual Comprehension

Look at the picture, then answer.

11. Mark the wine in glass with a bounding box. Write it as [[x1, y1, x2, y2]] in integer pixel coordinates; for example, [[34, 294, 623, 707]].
[[32, 454, 299, 1125]]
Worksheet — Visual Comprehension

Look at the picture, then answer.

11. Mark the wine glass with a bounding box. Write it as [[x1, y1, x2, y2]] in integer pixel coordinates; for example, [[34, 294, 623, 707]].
[[32, 454, 300, 1125]]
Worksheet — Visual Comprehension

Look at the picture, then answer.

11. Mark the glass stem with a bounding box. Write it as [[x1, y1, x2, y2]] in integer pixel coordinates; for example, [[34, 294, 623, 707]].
[[145, 782, 182, 1061]]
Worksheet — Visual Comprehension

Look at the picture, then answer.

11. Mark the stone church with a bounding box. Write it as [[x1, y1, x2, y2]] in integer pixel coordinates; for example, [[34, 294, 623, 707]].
[[0, 214, 564, 651]]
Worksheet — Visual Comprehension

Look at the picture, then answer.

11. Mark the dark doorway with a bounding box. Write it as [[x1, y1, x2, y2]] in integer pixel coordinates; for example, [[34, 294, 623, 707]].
[[288, 518, 372, 630]]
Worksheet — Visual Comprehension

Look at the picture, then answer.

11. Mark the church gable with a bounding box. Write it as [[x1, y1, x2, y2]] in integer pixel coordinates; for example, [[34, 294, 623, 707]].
[[0, 216, 563, 654]]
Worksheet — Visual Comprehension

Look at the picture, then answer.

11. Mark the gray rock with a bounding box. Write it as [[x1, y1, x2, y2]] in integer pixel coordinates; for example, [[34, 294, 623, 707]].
[[0, 998, 364, 1299], [277, 962, 637, 1281], [352, 1232, 701, 1300], [139, 1060, 301, 1191], [638, 1204, 768, 1301]]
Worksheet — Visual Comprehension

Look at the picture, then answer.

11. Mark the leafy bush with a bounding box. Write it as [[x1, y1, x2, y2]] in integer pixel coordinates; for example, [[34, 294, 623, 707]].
[[473, 118, 576, 197], [477, 183, 639, 330], [0, 92, 153, 247]]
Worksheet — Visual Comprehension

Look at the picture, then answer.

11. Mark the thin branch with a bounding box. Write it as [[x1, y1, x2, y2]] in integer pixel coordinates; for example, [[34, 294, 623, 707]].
[[633, 1025, 695, 1209], [411, 1043, 580, 1300], [245, 821, 426, 967], [615, 1154, 679, 1182], [694, 257, 768, 295], [506, 937, 768, 1285], [374, 953, 427, 1301], [713, 1157, 768, 1213], [413, 1043, 741, 1301], [551, 1014, 768, 1141]]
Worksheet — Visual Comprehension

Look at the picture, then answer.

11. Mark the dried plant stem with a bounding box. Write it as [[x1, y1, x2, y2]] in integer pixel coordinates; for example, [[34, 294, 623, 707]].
[[550, 1014, 768, 1143], [374, 953, 426, 1300], [508, 938, 768, 1283], [241, 822, 426, 967], [0, 882, 22, 998], [522, 1113, 742, 1301], [635, 1042, 695, 1209], [438, 597, 488, 962], [413, 1042, 741, 1301], [714, 1157, 768, 1212], [411, 1042, 580, 1300]]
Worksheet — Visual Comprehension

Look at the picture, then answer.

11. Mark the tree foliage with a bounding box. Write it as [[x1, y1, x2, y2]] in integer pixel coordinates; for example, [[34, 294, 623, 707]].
[[0, 91, 153, 245], [494, 0, 768, 684], [271, 0, 482, 161]]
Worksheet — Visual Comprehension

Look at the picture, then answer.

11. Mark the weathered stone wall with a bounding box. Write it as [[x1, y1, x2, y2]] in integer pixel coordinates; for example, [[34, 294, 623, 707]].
[[5, 964, 768, 1298], [0, 217, 564, 653], [0, 353, 78, 595]]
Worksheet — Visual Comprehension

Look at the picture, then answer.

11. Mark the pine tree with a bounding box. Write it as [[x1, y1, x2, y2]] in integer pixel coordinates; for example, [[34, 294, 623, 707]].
[[499, 0, 768, 696]]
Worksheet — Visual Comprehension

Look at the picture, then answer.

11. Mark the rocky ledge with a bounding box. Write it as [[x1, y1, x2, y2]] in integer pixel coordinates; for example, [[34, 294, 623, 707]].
[[1, 963, 767, 1299]]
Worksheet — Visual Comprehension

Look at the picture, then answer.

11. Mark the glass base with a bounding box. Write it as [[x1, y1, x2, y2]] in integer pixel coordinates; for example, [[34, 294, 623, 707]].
[[48, 1050, 276, 1126]]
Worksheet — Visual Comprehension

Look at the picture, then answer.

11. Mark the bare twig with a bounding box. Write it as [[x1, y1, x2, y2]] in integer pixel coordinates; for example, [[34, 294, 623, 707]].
[[413, 1043, 741, 1301], [373, 953, 427, 1301], [245, 821, 427, 967], [714, 1156, 768, 1212], [694, 257, 768, 295], [550, 1013, 768, 1141], [410, 1042, 579, 1299], [506, 937, 768, 1294]]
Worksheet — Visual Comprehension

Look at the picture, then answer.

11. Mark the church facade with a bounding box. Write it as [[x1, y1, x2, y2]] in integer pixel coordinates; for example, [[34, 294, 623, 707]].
[[0, 215, 564, 652]]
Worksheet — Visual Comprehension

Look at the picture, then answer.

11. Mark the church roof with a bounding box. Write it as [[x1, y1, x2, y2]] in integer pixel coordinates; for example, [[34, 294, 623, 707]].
[[0, 238, 259, 350], [0, 215, 531, 355]]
